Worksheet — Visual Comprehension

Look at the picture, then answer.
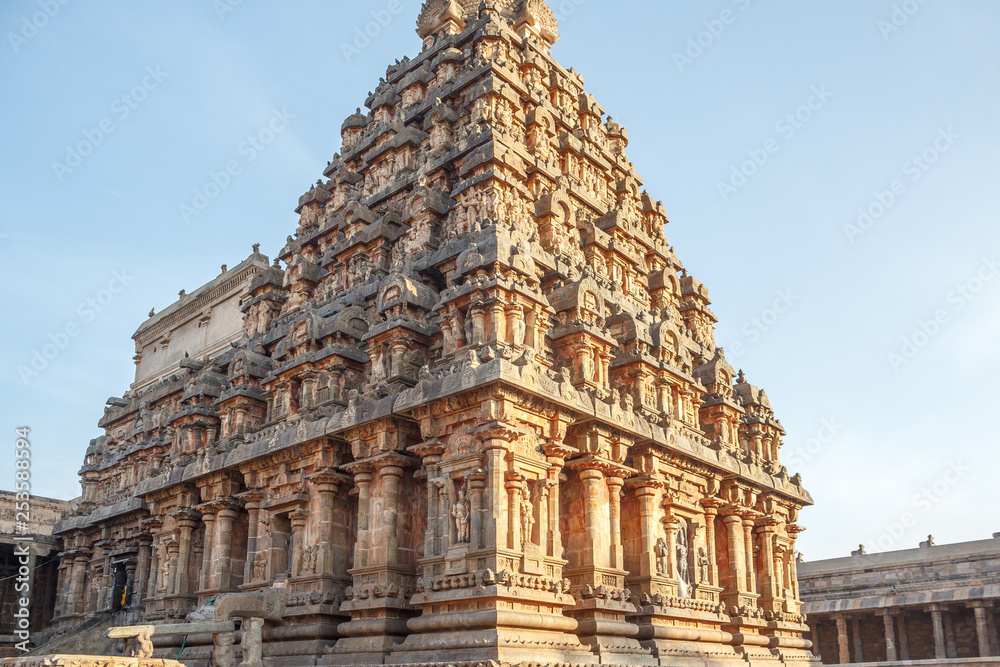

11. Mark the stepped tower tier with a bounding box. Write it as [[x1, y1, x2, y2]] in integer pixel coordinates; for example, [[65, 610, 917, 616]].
[[50, 2, 819, 666]]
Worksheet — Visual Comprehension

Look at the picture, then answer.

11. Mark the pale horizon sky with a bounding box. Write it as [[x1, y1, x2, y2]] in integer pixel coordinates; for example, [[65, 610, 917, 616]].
[[1, 1, 998, 562]]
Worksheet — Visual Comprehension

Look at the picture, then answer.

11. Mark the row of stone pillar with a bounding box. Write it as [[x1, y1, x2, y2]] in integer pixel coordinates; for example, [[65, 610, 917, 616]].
[[826, 603, 999, 664]]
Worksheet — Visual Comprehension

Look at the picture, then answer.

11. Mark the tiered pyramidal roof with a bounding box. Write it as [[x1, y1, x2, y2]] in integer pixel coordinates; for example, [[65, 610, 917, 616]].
[[60, 2, 817, 664]]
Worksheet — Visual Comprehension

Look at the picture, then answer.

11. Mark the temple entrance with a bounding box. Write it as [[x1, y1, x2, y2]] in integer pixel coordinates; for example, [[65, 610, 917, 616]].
[[110, 562, 128, 611], [270, 513, 291, 581]]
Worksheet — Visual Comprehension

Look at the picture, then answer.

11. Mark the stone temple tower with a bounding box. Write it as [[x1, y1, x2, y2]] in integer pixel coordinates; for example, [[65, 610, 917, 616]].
[[51, 1, 819, 665]]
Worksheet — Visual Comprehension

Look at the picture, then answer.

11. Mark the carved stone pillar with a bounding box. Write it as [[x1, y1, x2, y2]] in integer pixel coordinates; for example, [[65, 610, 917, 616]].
[[237, 491, 264, 585], [352, 466, 374, 569], [897, 613, 911, 661], [134, 535, 152, 607], [215, 501, 241, 591], [741, 514, 757, 595], [607, 476, 624, 570], [542, 440, 572, 558], [989, 607, 1000, 658], [164, 544, 179, 598], [836, 617, 850, 664], [53, 560, 70, 617], [334, 445, 418, 664], [506, 474, 524, 552], [756, 518, 778, 607], [71, 553, 89, 614], [973, 603, 992, 657], [468, 474, 486, 550], [124, 560, 137, 608], [307, 469, 347, 576], [580, 468, 605, 568], [95, 548, 111, 611], [199, 510, 217, 592], [944, 608, 958, 657], [289, 509, 308, 578], [852, 617, 864, 663], [929, 605, 947, 659], [146, 539, 161, 601], [881, 611, 898, 662], [663, 519, 679, 581], [722, 512, 747, 599], [701, 502, 720, 586], [173, 509, 200, 596], [633, 481, 661, 578]]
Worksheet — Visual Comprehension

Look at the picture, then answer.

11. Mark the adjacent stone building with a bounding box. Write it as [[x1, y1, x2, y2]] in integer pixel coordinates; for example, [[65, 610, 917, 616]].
[[50, 1, 818, 665], [800, 535, 1000, 664], [0, 492, 68, 654]]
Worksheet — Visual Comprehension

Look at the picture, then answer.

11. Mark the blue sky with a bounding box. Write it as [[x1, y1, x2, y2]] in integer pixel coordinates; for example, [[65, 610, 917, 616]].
[[1, 0, 998, 562]]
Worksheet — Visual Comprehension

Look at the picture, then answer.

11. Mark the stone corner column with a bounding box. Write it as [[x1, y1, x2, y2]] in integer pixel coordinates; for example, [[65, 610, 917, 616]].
[[836, 616, 850, 664], [972, 602, 992, 658], [880, 611, 898, 662], [235, 490, 265, 585], [306, 468, 349, 576], [928, 604, 947, 659]]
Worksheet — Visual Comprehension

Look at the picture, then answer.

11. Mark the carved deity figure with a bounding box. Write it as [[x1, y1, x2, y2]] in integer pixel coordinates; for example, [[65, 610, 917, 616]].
[[520, 484, 535, 545], [676, 527, 690, 598], [512, 310, 526, 347], [654, 537, 669, 576], [698, 547, 710, 584], [133, 628, 153, 659], [253, 552, 268, 581], [452, 486, 471, 544]]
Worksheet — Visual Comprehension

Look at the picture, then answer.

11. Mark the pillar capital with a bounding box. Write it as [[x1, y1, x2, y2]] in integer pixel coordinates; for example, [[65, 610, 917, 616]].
[[170, 507, 202, 528], [307, 467, 352, 492], [407, 439, 446, 463], [235, 490, 266, 509], [542, 438, 578, 462]]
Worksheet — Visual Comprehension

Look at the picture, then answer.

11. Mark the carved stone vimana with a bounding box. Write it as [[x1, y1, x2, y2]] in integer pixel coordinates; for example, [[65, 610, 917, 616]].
[[51, 1, 819, 665]]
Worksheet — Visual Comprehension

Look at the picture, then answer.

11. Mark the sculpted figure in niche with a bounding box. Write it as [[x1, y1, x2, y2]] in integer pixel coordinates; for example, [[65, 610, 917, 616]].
[[676, 525, 690, 598], [698, 547, 710, 584], [512, 309, 526, 347], [655, 537, 669, 576], [579, 352, 594, 385], [253, 552, 268, 581], [452, 486, 471, 544], [520, 483, 535, 545]]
